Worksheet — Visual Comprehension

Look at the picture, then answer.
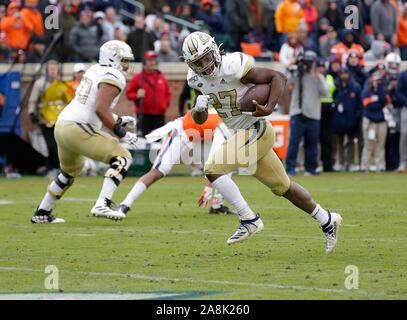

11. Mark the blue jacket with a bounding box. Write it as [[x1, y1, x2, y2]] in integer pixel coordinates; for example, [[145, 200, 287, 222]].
[[346, 62, 369, 88], [362, 84, 390, 122], [396, 70, 407, 108], [332, 77, 363, 135]]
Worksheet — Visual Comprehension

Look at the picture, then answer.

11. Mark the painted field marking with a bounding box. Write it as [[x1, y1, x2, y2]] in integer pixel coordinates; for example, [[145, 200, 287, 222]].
[[0, 266, 405, 298]]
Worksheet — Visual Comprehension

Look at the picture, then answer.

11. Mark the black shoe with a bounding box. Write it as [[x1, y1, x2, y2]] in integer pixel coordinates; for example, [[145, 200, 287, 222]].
[[30, 208, 65, 224], [209, 205, 236, 215], [115, 204, 130, 215]]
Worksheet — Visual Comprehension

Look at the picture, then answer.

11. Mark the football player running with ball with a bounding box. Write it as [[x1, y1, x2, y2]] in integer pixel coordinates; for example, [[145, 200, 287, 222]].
[[31, 40, 139, 223], [183, 32, 342, 253]]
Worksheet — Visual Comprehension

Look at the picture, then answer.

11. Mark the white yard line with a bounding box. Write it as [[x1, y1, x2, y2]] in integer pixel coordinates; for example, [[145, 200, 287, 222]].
[[0, 266, 403, 298]]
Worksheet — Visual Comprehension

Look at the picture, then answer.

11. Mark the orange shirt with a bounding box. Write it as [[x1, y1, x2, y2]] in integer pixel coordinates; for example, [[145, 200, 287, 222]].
[[0, 4, 34, 50], [275, 0, 305, 33], [331, 42, 365, 66], [397, 16, 407, 47], [182, 110, 223, 141], [21, 8, 44, 36]]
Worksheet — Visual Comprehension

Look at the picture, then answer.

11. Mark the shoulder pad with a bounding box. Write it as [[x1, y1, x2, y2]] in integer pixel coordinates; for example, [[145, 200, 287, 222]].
[[221, 52, 254, 79]]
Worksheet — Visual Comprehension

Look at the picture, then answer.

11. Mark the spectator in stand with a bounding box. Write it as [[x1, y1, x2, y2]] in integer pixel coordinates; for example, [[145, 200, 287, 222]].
[[371, 0, 398, 44], [0, 4, 6, 21], [346, 49, 369, 88], [319, 58, 336, 172], [177, 4, 197, 34], [225, 0, 248, 52], [52, 0, 77, 62], [279, 32, 303, 72], [397, 3, 407, 60], [395, 67, 407, 172], [67, 62, 86, 99], [323, 0, 344, 32], [156, 38, 180, 62], [69, 10, 101, 62], [275, 0, 304, 47], [327, 55, 342, 81], [331, 29, 364, 66], [262, 0, 282, 52], [300, 0, 318, 42], [331, 67, 363, 172], [319, 25, 338, 59], [114, 26, 125, 41], [316, 17, 330, 43], [196, 0, 224, 34], [385, 73, 401, 171], [126, 15, 155, 63], [104, 6, 129, 38], [21, 0, 44, 38], [150, 16, 163, 42], [26, 36, 47, 63], [364, 39, 391, 62], [361, 72, 391, 172], [126, 50, 171, 136], [93, 11, 113, 43], [0, 33, 11, 63], [296, 22, 317, 53], [0, 2, 34, 51]]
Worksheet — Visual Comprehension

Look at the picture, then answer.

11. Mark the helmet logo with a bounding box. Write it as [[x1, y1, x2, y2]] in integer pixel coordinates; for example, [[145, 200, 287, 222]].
[[187, 37, 198, 55], [199, 33, 210, 44], [106, 43, 124, 55]]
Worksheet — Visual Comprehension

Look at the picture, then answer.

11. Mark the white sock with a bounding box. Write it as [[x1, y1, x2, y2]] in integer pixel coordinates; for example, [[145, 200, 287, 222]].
[[211, 188, 222, 209], [39, 174, 69, 212], [97, 177, 117, 202], [122, 181, 147, 207], [310, 204, 329, 226], [212, 175, 256, 220]]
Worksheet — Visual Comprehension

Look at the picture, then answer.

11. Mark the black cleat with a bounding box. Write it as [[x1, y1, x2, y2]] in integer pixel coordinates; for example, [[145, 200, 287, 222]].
[[209, 205, 236, 215], [30, 208, 65, 224]]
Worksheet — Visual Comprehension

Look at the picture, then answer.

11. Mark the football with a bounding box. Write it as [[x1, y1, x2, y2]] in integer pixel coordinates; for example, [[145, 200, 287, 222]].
[[239, 83, 271, 112]]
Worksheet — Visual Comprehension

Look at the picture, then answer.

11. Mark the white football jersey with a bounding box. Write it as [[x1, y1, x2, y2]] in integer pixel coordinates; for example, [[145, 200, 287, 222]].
[[58, 64, 126, 129], [187, 52, 258, 130]]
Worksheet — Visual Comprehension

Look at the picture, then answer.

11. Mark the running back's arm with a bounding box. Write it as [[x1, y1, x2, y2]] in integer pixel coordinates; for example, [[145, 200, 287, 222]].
[[240, 67, 287, 116], [191, 89, 208, 124], [95, 83, 121, 132]]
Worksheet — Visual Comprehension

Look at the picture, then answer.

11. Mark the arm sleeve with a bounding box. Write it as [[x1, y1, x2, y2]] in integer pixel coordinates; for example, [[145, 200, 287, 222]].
[[317, 74, 329, 97]]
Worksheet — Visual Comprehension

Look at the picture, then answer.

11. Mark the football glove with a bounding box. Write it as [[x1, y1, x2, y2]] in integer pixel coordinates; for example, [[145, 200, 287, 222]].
[[198, 186, 213, 208], [194, 94, 210, 112], [118, 115, 136, 129], [120, 132, 138, 148]]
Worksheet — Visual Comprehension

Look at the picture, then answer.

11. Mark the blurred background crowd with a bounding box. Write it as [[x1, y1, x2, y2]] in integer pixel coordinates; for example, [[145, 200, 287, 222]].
[[0, 0, 407, 178]]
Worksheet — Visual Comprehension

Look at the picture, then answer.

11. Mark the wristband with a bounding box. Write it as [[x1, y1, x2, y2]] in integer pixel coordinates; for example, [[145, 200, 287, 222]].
[[113, 122, 126, 138]]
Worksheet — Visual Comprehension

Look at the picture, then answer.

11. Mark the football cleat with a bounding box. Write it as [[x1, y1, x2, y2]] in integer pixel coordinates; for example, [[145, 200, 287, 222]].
[[227, 216, 264, 244], [91, 198, 126, 220], [209, 205, 236, 215], [321, 211, 342, 253], [115, 203, 130, 215], [30, 208, 65, 224]]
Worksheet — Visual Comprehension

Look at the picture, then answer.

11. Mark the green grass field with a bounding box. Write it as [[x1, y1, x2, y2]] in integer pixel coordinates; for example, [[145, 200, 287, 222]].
[[0, 171, 406, 300]]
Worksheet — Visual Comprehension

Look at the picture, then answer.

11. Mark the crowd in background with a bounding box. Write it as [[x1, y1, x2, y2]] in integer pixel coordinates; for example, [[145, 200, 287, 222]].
[[1, 0, 407, 176]]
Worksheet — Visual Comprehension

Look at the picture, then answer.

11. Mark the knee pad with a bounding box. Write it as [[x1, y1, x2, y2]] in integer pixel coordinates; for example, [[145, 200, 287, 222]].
[[48, 171, 74, 199], [104, 156, 131, 186]]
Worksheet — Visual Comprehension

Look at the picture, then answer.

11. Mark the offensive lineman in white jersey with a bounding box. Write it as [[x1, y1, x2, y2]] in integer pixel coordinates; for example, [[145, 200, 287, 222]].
[[30, 40, 139, 223], [183, 32, 342, 253]]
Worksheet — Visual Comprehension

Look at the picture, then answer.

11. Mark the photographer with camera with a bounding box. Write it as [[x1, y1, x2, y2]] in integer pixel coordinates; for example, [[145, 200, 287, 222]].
[[285, 50, 329, 176]]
